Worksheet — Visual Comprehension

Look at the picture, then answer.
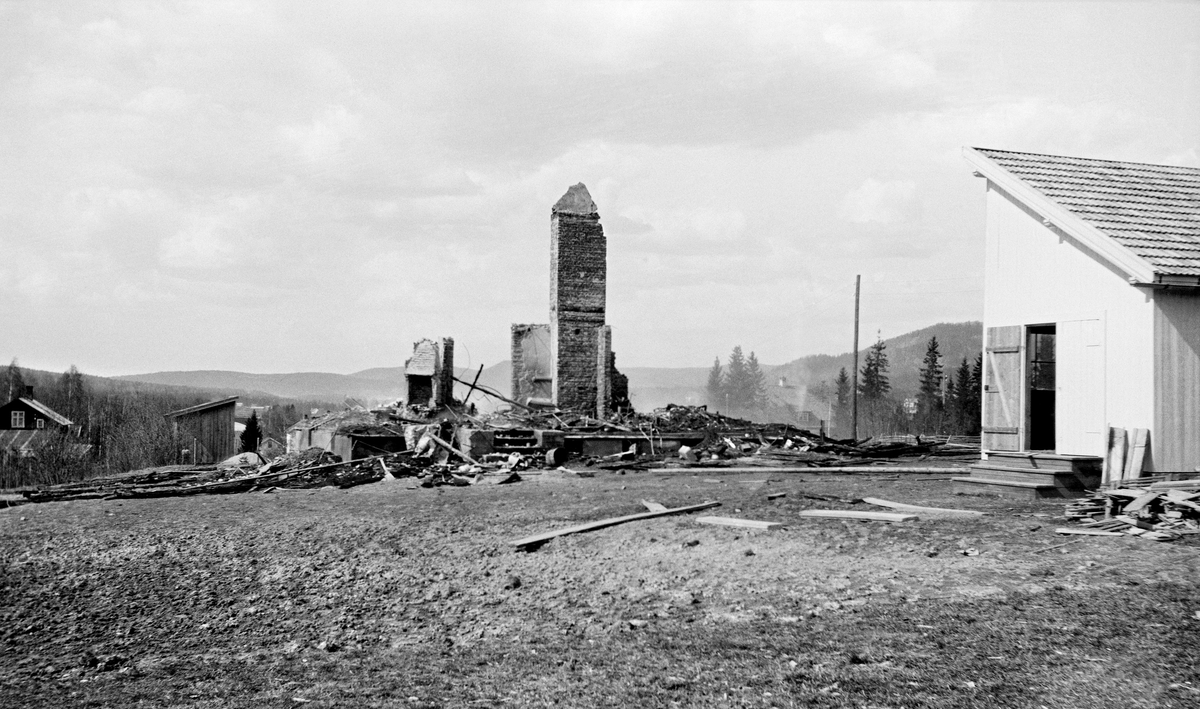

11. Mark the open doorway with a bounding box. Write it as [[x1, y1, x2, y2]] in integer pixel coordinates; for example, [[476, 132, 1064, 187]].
[[1027, 325, 1056, 450]]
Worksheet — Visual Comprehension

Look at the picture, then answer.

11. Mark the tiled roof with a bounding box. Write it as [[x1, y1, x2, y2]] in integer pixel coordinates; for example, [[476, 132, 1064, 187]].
[[974, 148, 1200, 277]]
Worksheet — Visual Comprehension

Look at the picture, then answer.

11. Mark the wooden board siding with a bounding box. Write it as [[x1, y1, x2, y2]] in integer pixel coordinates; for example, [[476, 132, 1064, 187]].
[[983, 325, 1023, 452], [171, 402, 237, 464], [1056, 317, 1106, 456], [1154, 290, 1200, 471]]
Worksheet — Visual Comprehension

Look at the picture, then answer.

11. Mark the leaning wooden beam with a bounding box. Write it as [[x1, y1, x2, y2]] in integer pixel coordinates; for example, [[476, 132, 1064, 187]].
[[861, 497, 985, 517], [798, 510, 917, 522], [646, 467, 967, 475], [696, 516, 781, 530], [428, 434, 481, 466], [509, 500, 721, 548]]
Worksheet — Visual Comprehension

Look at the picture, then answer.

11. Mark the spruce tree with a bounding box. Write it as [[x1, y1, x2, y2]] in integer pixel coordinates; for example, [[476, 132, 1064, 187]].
[[240, 411, 262, 454], [746, 351, 767, 412], [953, 357, 972, 434], [726, 346, 749, 410], [917, 336, 944, 430], [944, 372, 958, 434], [968, 353, 984, 435], [834, 367, 851, 437], [858, 337, 890, 401], [705, 357, 724, 410]]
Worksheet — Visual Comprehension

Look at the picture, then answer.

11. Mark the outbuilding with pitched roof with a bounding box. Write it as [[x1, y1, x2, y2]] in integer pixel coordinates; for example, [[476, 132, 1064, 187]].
[[960, 147, 1200, 483]]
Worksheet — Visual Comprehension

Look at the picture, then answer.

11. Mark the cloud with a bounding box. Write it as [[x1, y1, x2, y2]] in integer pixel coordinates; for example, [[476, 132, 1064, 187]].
[[280, 105, 362, 163], [838, 178, 918, 224]]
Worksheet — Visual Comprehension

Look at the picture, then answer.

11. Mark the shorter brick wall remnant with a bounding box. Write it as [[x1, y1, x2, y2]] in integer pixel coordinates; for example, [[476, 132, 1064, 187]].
[[405, 337, 455, 408], [596, 325, 612, 418], [511, 324, 552, 406]]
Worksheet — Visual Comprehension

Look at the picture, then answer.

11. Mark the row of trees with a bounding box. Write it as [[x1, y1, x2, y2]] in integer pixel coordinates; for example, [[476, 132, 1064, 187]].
[[825, 336, 982, 439]]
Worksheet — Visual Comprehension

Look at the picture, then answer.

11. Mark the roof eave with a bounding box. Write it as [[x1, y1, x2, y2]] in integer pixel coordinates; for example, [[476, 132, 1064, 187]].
[[962, 147, 1159, 285]]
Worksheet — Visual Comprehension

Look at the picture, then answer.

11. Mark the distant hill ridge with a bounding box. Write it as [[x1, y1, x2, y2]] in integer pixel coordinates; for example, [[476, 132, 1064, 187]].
[[112, 321, 982, 410]]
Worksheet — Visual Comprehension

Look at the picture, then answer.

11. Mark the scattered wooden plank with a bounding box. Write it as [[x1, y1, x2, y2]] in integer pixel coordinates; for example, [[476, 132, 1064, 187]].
[[767, 492, 787, 500], [641, 500, 667, 512], [509, 500, 721, 548], [647, 467, 967, 475], [1122, 492, 1160, 513], [861, 497, 985, 517], [1149, 480, 1200, 491], [1054, 528, 1124, 536], [1102, 489, 1143, 499], [696, 516, 781, 530], [798, 510, 917, 522], [1124, 428, 1149, 480]]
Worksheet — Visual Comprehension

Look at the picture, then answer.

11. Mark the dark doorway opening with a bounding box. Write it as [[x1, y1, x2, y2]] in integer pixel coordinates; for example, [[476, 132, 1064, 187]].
[[1027, 325, 1056, 450]]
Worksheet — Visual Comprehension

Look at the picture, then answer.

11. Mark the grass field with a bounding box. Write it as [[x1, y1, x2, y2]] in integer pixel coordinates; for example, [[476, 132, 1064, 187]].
[[2, 468, 1198, 707]]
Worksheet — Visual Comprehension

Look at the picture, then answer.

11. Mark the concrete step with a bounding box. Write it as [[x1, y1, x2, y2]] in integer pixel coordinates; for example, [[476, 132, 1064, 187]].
[[952, 476, 1087, 499], [985, 452, 1103, 474], [968, 464, 1094, 489]]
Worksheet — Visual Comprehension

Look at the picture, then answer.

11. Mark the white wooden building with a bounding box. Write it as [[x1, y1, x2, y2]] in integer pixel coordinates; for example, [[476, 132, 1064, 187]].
[[962, 148, 1200, 480]]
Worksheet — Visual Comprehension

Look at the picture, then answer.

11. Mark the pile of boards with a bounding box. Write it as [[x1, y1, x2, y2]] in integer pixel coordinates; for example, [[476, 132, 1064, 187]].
[[21, 445, 529, 503], [1062, 477, 1200, 542]]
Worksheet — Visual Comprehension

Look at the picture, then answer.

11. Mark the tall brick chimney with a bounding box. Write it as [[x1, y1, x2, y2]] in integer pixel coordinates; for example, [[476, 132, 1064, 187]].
[[549, 183, 607, 412]]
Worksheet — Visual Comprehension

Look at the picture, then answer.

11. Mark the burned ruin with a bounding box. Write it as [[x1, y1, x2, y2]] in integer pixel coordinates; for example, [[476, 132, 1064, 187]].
[[404, 337, 454, 410], [512, 183, 626, 416]]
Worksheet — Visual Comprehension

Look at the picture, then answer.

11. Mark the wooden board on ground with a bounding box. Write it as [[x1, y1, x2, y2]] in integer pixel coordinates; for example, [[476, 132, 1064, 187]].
[[1054, 527, 1124, 536], [798, 510, 917, 522], [1122, 492, 1160, 513], [647, 467, 967, 475], [861, 497, 985, 517], [641, 500, 667, 512], [696, 516, 781, 530], [509, 500, 721, 548]]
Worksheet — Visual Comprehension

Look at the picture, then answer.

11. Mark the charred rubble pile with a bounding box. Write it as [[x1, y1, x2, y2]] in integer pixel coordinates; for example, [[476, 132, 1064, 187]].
[[22, 401, 976, 503]]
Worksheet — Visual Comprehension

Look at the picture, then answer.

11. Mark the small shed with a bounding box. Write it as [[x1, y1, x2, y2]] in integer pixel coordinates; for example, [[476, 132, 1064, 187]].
[[962, 148, 1200, 477], [165, 396, 239, 465]]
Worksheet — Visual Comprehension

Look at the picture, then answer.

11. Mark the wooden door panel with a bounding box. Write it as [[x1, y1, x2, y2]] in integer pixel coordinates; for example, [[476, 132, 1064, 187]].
[[983, 325, 1023, 451]]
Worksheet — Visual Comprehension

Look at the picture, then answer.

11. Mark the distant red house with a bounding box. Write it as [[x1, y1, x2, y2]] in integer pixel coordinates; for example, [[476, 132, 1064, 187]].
[[0, 387, 77, 459]]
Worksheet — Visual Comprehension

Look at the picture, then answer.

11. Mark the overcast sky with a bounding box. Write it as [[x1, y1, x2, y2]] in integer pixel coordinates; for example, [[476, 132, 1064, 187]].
[[2, 1, 1197, 376]]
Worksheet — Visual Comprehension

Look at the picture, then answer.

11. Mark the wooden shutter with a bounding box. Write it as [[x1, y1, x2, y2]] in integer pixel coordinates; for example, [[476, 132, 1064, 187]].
[[983, 325, 1023, 451]]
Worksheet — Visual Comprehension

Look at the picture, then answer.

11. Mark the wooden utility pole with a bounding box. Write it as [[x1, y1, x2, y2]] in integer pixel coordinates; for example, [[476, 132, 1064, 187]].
[[851, 274, 861, 441]]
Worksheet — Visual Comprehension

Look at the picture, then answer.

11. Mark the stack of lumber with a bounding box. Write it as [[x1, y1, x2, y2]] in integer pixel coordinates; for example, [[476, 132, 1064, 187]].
[[1062, 478, 1200, 542]]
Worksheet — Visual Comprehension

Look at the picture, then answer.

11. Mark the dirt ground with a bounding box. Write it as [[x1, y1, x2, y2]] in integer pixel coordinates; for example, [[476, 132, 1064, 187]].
[[2, 467, 1199, 708]]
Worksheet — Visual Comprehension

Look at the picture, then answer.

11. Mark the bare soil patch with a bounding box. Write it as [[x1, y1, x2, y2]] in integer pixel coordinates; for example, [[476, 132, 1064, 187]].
[[2, 470, 1198, 707]]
